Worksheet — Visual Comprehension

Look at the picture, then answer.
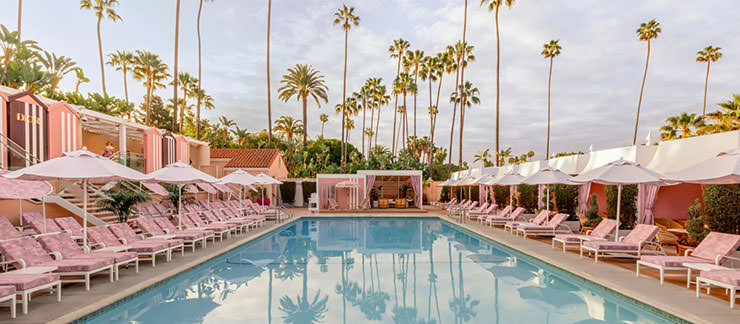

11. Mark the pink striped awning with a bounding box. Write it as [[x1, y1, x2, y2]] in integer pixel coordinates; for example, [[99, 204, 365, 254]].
[[197, 183, 218, 194], [142, 182, 169, 196], [0, 171, 53, 199]]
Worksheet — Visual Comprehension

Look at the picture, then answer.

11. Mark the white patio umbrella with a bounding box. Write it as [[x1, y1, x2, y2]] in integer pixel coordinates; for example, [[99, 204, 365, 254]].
[[254, 173, 282, 206], [3, 149, 146, 245], [218, 170, 258, 204], [665, 148, 740, 184], [491, 171, 525, 215], [0, 170, 53, 232], [572, 159, 667, 241], [522, 165, 576, 210], [142, 162, 219, 230]]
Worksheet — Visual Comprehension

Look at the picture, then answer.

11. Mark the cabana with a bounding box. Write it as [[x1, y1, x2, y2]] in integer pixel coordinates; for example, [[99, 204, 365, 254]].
[[359, 170, 423, 209], [316, 170, 423, 211]]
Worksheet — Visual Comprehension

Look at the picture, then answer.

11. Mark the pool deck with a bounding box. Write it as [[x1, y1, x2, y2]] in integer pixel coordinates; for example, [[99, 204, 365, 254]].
[[1, 208, 737, 323]]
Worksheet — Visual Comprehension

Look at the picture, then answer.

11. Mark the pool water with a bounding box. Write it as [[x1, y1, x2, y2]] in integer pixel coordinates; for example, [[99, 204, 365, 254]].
[[84, 218, 677, 323]]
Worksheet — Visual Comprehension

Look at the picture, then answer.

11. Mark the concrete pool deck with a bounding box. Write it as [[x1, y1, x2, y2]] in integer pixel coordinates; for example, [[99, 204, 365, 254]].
[[0, 208, 736, 323]]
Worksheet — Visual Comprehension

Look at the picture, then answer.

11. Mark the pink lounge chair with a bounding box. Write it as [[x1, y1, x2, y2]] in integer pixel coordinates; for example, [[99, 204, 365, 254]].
[[552, 218, 617, 252], [696, 269, 740, 308], [0, 216, 27, 240], [0, 237, 114, 291], [182, 212, 233, 240], [22, 212, 66, 235], [108, 223, 186, 259], [580, 224, 663, 263], [517, 213, 572, 238], [200, 210, 246, 234], [486, 207, 525, 227], [87, 226, 170, 267], [149, 217, 212, 252], [636, 232, 740, 285], [0, 274, 61, 315], [478, 205, 511, 224], [53, 217, 85, 238], [0, 285, 15, 318], [504, 209, 550, 233], [36, 232, 139, 281], [465, 203, 495, 221]]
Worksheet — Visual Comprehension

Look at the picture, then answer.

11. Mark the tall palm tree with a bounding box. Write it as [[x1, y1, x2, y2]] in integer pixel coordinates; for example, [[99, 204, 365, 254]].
[[197, 0, 215, 140], [447, 41, 474, 170], [345, 118, 355, 144], [172, 0, 182, 132], [319, 113, 328, 137], [421, 55, 441, 177], [389, 38, 410, 154], [80, 0, 121, 95], [358, 83, 373, 157], [481, 0, 516, 166], [278, 64, 329, 146], [333, 4, 360, 163], [451, 81, 480, 166], [274, 116, 303, 140], [17, 0, 22, 41], [696, 45, 722, 117], [393, 73, 416, 151], [404, 49, 425, 141], [365, 77, 382, 149], [106, 50, 134, 104], [660, 113, 704, 140], [74, 68, 89, 95], [373, 83, 390, 147], [133, 50, 170, 125], [39, 51, 76, 97], [541, 39, 561, 159], [633, 19, 662, 145], [171, 72, 197, 131]]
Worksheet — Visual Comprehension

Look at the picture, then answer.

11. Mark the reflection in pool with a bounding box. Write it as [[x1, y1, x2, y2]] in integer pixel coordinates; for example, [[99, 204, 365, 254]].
[[85, 218, 674, 323]]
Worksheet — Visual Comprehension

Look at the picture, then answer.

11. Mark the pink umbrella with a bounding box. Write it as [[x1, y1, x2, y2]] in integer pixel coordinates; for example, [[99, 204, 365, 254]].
[[142, 162, 218, 230], [3, 148, 146, 245]]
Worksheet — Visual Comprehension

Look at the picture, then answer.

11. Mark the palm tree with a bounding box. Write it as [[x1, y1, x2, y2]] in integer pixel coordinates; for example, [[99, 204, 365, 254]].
[[421, 55, 441, 177], [373, 83, 390, 147], [696, 45, 722, 117], [541, 39, 561, 159], [473, 149, 491, 166], [80, 0, 121, 95], [171, 0, 182, 132], [274, 116, 304, 140], [497, 147, 512, 165], [364, 77, 383, 149], [17, 0, 22, 41], [701, 94, 740, 134], [39, 51, 76, 97], [319, 113, 328, 137], [277, 64, 329, 146], [447, 41, 474, 170], [345, 118, 355, 144], [389, 38, 410, 154], [358, 83, 373, 157], [660, 113, 704, 140], [74, 68, 89, 95], [404, 49, 425, 141], [0, 25, 38, 84], [106, 50, 134, 104], [633, 19, 662, 145], [133, 50, 170, 125], [197, 0, 215, 140], [481, 0, 516, 165], [171, 72, 197, 132], [393, 73, 416, 151], [333, 4, 360, 163], [451, 81, 480, 166]]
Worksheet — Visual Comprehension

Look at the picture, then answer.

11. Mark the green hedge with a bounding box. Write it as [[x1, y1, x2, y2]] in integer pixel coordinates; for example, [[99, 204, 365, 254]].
[[493, 186, 511, 207], [302, 181, 317, 204], [703, 184, 740, 234], [606, 184, 638, 229], [552, 184, 578, 220], [517, 184, 538, 211], [280, 182, 296, 204]]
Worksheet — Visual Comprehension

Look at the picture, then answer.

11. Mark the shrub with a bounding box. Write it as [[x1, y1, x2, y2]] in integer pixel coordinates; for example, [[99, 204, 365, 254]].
[[280, 181, 296, 204], [302, 181, 317, 203], [585, 193, 599, 220], [552, 184, 579, 220], [493, 186, 510, 206], [99, 189, 150, 223], [685, 199, 709, 243], [605, 184, 637, 229], [703, 184, 740, 234], [440, 186, 450, 201], [517, 184, 538, 211]]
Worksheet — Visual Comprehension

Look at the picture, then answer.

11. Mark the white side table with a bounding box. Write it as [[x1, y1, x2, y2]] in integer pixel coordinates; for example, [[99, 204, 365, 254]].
[[1, 266, 57, 275], [683, 262, 729, 288]]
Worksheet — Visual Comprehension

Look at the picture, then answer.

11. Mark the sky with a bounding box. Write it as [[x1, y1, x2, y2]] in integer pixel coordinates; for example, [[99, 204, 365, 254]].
[[2, 0, 739, 163]]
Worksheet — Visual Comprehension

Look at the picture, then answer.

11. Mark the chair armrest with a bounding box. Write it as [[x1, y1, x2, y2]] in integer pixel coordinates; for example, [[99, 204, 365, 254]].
[[0, 259, 26, 269], [585, 229, 593, 235], [48, 251, 62, 260], [82, 245, 91, 253], [684, 247, 695, 256], [118, 238, 128, 245], [716, 255, 740, 266], [88, 241, 106, 249]]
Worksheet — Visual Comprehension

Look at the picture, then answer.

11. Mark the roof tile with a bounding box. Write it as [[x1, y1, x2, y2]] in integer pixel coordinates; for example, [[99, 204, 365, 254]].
[[210, 148, 281, 168]]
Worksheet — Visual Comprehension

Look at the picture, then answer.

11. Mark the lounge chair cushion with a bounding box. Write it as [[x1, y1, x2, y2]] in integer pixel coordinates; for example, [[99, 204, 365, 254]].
[[582, 241, 639, 251], [0, 216, 25, 239], [85, 251, 138, 263], [519, 214, 568, 231], [639, 255, 709, 267], [0, 285, 15, 298], [0, 237, 56, 266], [41, 258, 112, 272], [128, 242, 170, 253], [0, 274, 60, 290], [554, 234, 582, 243], [108, 223, 145, 244], [590, 219, 617, 238], [87, 227, 124, 247], [690, 232, 740, 262], [36, 233, 87, 258], [54, 217, 84, 236], [700, 270, 740, 286], [24, 213, 65, 234], [622, 225, 660, 245]]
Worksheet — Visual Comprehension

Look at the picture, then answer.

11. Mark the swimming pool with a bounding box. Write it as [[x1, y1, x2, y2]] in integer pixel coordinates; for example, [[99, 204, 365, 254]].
[[83, 218, 679, 323]]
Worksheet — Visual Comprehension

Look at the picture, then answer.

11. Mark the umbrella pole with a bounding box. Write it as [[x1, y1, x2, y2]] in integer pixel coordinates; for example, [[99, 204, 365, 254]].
[[546, 186, 550, 211], [616, 184, 622, 242], [42, 196, 47, 233], [83, 179, 88, 247], [18, 200, 23, 227], [178, 184, 183, 231], [509, 185, 513, 216]]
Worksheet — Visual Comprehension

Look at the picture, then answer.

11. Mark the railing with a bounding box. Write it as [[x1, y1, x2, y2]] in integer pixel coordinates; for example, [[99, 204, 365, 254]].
[[0, 132, 42, 170], [109, 152, 145, 173]]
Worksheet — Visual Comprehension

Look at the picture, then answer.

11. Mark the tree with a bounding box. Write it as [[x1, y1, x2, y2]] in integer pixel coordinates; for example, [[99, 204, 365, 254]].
[[541, 39, 561, 159], [633, 19, 661, 145], [450, 81, 480, 166], [277, 64, 329, 146], [447, 41, 474, 170], [197, 0, 215, 140], [74, 68, 89, 95], [393, 73, 417, 152], [80, 0, 121, 95], [660, 112, 704, 140], [403, 49, 424, 142], [696, 45, 722, 117], [17, 0, 22, 41], [99, 189, 149, 223], [171, 72, 197, 131], [319, 113, 328, 137], [388, 38, 410, 154], [473, 148, 492, 166], [481, 0, 516, 166], [39, 51, 76, 97], [106, 50, 134, 103], [333, 4, 360, 164], [274, 116, 304, 141], [372, 82, 389, 147], [0, 24, 38, 85], [172, 0, 182, 132], [357, 83, 373, 157], [133, 50, 170, 125]]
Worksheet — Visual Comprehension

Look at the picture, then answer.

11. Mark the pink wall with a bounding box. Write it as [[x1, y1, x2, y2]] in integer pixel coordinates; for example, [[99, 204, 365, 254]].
[[317, 177, 366, 210], [47, 101, 81, 159], [588, 183, 608, 214], [175, 135, 189, 163], [653, 183, 702, 220], [143, 128, 163, 173]]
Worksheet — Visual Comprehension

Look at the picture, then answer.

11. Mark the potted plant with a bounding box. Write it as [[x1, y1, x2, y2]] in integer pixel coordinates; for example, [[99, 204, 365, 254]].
[[677, 199, 709, 256], [98, 189, 150, 223], [581, 194, 602, 233]]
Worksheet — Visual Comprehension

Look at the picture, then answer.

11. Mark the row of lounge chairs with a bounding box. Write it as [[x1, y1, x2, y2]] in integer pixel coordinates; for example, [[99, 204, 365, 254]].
[[439, 200, 740, 309], [0, 198, 279, 318]]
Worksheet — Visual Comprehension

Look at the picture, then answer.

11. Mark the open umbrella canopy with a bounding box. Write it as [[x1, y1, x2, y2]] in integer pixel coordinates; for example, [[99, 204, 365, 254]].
[[665, 148, 740, 184], [255, 173, 282, 185], [571, 159, 666, 185], [3, 148, 146, 182], [219, 169, 259, 190], [0, 170, 52, 199], [492, 172, 525, 186], [522, 166, 576, 185], [143, 162, 219, 184], [474, 175, 497, 185]]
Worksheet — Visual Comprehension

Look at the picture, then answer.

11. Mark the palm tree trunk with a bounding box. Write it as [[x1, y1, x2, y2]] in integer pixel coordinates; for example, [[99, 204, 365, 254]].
[[494, 5, 501, 165], [392, 54, 402, 154], [702, 60, 710, 117], [172, 0, 181, 132], [447, 62, 461, 173], [375, 102, 381, 147], [369, 105, 375, 151], [145, 81, 153, 125], [341, 28, 349, 163], [17, 0, 22, 41], [302, 96, 308, 146], [428, 75, 434, 178], [197, 0, 204, 140], [266, 0, 273, 146], [458, 97, 465, 167], [546, 56, 553, 159], [414, 70, 419, 141], [122, 63, 129, 103], [633, 39, 651, 145], [180, 87, 187, 129], [96, 16, 107, 95], [458, 0, 468, 167], [362, 98, 366, 157]]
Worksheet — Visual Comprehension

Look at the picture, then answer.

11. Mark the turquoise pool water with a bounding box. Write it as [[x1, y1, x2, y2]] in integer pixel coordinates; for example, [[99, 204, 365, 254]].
[[84, 218, 677, 323]]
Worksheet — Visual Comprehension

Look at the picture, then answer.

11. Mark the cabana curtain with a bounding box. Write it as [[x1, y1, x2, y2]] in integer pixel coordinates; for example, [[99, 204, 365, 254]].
[[537, 184, 545, 209], [411, 175, 421, 208], [638, 183, 660, 224], [365, 176, 376, 201], [489, 186, 496, 206], [577, 183, 591, 216], [478, 185, 486, 203], [319, 182, 329, 209]]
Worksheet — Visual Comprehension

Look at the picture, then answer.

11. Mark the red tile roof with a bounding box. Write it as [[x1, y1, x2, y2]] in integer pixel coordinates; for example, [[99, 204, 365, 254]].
[[210, 148, 282, 168]]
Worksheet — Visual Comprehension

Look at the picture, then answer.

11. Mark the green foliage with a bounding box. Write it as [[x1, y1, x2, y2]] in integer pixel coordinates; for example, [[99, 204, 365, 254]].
[[280, 182, 296, 204], [517, 184, 538, 211], [98, 189, 150, 223], [440, 186, 450, 201], [685, 199, 710, 242], [163, 184, 194, 210], [585, 193, 599, 220], [605, 184, 638, 229], [493, 186, 510, 206], [552, 184, 579, 219], [702, 184, 740, 234], [302, 181, 317, 203]]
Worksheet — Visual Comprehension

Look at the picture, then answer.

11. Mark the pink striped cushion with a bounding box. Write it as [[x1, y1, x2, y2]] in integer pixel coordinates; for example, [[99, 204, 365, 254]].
[[582, 241, 639, 251], [0, 285, 15, 298], [700, 270, 740, 286], [554, 234, 581, 242], [623, 225, 659, 244], [40, 258, 112, 272], [639, 256, 709, 267], [0, 274, 60, 290], [691, 232, 740, 262], [590, 219, 617, 238]]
